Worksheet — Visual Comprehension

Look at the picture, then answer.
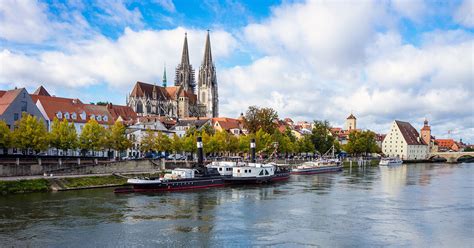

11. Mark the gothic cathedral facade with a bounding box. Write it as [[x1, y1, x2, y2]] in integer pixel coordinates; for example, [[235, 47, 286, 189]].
[[127, 32, 219, 119]]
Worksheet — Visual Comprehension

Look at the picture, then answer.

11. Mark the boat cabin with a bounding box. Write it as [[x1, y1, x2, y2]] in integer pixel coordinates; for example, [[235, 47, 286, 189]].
[[164, 168, 195, 179], [232, 163, 275, 178]]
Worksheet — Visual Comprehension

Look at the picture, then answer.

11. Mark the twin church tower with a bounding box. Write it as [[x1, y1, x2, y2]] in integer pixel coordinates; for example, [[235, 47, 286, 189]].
[[127, 31, 218, 119]]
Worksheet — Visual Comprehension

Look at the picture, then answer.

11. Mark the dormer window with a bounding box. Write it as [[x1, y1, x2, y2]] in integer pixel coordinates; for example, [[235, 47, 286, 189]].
[[90, 114, 95, 120], [103, 116, 108, 122], [57, 111, 62, 119], [97, 115, 102, 121], [64, 112, 70, 119], [71, 112, 77, 120], [80, 111, 86, 120]]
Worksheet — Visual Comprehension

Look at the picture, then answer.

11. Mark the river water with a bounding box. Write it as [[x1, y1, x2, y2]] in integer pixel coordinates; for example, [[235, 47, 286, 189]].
[[0, 163, 472, 247]]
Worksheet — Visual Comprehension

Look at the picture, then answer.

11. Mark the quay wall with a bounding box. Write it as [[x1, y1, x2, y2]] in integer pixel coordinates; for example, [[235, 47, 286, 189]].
[[0, 159, 198, 177]]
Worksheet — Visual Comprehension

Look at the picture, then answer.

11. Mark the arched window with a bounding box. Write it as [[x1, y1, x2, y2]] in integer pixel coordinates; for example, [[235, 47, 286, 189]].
[[136, 102, 143, 113], [146, 104, 152, 114]]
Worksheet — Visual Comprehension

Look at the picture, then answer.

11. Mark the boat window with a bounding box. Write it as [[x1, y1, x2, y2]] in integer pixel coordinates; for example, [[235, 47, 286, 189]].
[[237, 169, 240, 173], [249, 170, 251, 173], [244, 170, 248, 173], [219, 168, 222, 171], [259, 170, 264, 175], [265, 170, 269, 175]]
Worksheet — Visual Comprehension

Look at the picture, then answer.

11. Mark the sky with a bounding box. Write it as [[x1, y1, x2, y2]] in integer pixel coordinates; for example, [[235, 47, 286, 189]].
[[0, 0, 473, 142]]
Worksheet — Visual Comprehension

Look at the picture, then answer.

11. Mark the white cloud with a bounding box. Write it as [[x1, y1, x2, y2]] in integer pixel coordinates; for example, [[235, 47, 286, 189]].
[[154, 0, 176, 12], [0, 27, 237, 92], [94, 0, 144, 28], [391, 0, 426, 22], [0, 0, 51, 43], [454, 0, 474, 28]]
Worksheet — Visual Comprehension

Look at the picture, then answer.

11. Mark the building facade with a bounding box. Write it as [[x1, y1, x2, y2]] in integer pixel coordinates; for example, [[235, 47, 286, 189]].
[[382, 120, 429, 160], [0, 88, 45, 129], [127, 32, 219, 119]]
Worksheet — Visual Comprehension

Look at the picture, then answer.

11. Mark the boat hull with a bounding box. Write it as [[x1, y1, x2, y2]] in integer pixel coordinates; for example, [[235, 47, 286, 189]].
[[114, 176, 226, 193], [291, 166, 342, 175], [224, 172, 290, 184]]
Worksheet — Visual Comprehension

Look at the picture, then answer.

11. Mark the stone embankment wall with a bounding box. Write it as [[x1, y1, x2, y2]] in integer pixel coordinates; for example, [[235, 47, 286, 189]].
[[0, 158, 198, 177]]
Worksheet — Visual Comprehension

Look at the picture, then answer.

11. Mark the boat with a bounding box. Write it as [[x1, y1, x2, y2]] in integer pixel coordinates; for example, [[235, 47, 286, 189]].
[[291, 159, 343, 175], [379, 157, 403, 166], [114, 137, 226, 193], [223, 162, 290, 184]]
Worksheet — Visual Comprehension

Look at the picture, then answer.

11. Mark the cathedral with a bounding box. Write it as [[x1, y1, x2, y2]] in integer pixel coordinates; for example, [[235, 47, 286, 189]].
[[127, 32, 219, 119]]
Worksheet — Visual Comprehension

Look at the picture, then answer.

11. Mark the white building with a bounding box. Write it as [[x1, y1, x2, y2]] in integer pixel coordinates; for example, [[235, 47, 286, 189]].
[[126, 120, 175, 158], [382, 120, 429, 160]]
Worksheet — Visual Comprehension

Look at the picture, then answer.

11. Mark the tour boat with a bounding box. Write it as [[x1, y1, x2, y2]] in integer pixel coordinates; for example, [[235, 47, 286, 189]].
[[223, 162, 290, 184], [115, 137, 227, 193], [379, 157, 403, 166], [291, 159, 343, 175], [114, 168, 226, 193]]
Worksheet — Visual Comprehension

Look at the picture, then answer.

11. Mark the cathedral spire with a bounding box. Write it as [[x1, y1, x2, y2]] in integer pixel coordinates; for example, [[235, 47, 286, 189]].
[[181, 32, 190, 65], [162, 64, 167, 87], [203, 30, 213, 67]]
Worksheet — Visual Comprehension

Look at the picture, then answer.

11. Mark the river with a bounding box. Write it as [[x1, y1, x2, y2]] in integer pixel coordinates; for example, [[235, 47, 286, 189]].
[[0, 163, 473, 247]]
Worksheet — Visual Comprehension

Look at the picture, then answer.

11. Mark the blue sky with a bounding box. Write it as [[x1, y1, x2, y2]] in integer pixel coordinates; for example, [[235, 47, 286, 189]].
[[0, 0, 473, 142]]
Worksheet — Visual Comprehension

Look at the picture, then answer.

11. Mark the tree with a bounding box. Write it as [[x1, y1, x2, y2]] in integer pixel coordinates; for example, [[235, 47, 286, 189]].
[[140, 129, 156, 153], [345, 130, 379, 156], [310, 120, 335, 155], [243, 106, 278, 134], [107, 121, 132, 158], [0, 121, 12, 153], [155, 131, 172, 152], [49, 118, 77, 155], [255, 128, 272, 153], [12, 113, 49, 153], [79, 119, 106, 156], [171, 134, 183, 154], [297, 135, 314, 155]]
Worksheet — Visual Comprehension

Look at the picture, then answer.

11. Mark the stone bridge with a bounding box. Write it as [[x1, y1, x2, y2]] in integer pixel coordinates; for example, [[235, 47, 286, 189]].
[[429, 152, 474, 163]]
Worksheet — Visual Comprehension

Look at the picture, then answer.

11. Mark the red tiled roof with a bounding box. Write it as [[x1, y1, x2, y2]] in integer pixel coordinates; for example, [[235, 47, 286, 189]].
[[32, 86, 51, 96], [106, 103, 137, 122], [395, 120, 425, 145], [0, 88, 23, 115], [36, 95, 112, 125], [435, 139, 455, 148], [212, 117, 241, 131]]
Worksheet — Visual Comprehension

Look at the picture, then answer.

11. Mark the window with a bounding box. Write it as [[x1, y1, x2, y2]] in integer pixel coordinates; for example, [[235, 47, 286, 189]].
[[265, 170, 269, 175], [14, 113, 19, 121], [57, 111, 62, 119], [244, 170, 247, 173], [259, 170, 264, 175], [97, 115, 102, 121], [71, 112, 77, 119], [64, 112, 70, 119], [237, 169, 240, 173], [219, 168, 222, 171], [103, 116, 108, 122], [21, 101, 27, 112], [23, 93, 26, 98], [90, 114, 95, 120], [80, 111, 86, 120], [249, 170, 251, 173]]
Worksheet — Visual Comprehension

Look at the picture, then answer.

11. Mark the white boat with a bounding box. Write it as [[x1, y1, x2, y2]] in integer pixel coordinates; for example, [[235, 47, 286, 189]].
[[291, 159, 342, 174], [224, 162, 290, 184], [206, 161, 243, 176], [379, 157, 403, 166]]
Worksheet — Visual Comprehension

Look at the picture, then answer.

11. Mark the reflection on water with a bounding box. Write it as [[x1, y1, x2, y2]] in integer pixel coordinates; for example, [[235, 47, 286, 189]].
[[0, 163, 472, 247]]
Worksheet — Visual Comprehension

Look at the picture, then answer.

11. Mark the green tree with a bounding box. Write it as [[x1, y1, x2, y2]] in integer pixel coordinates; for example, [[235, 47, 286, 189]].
[[310, 120, 335, 155], [297, 135, 315, 155], [0, 121, 12, 153], [238, 134, 251, 154], [255, 128, 272, 153], [140, 129, 156, 153], [49, 118, 77, 155], [183, 131, 197, 155], [108, 121, 132, 158], [155, 131, 172, 152], [171, 134, 183, 154], [243, 106, 278, 134], [12, 113, 49, 153], [79, 119, 106, 156], [345, 130, 379, 156]]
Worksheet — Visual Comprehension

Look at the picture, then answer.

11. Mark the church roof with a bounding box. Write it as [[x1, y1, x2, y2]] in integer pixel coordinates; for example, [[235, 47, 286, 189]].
[[395, 120, 425, 146], [202, 31, 213, 67], [130, 81, 198, 104], [33, 85, 51, 96], [346, 113, 356, 119]]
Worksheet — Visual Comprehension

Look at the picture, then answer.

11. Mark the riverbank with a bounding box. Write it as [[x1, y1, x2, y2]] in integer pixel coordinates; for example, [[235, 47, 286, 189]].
[[0, 172, 163, 195]]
